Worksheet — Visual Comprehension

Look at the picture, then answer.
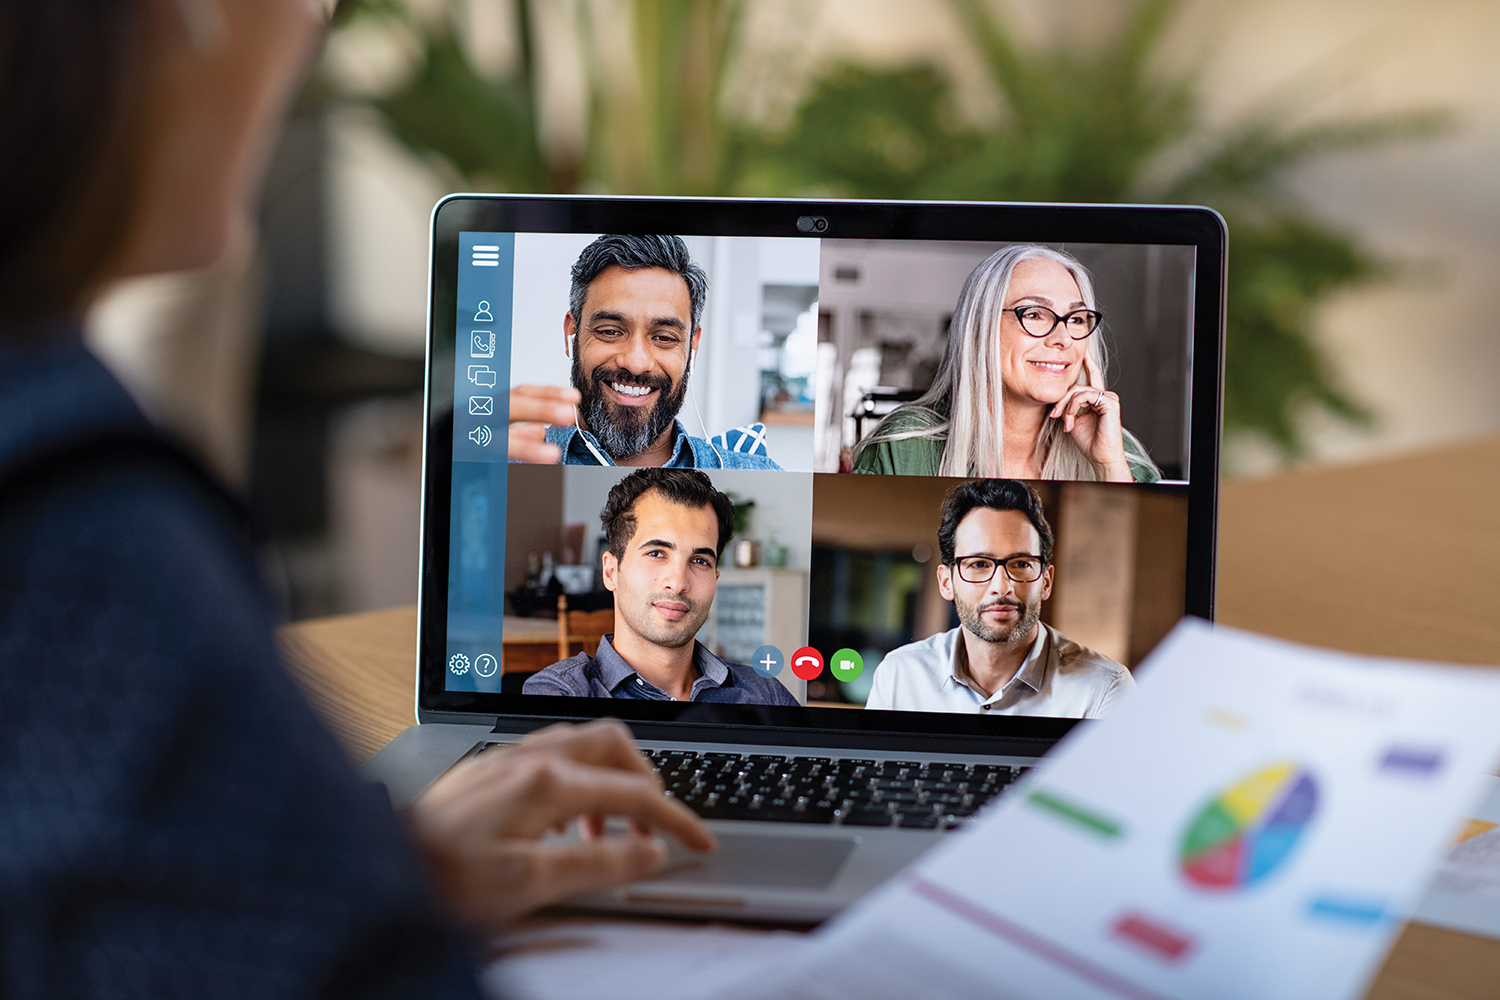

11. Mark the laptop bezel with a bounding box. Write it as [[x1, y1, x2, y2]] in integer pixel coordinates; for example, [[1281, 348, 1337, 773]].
[[417, 195, 1225, 755]]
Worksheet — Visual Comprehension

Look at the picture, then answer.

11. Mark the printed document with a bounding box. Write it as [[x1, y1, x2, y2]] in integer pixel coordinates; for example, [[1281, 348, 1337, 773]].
[[717, 620, 1500, 1000]]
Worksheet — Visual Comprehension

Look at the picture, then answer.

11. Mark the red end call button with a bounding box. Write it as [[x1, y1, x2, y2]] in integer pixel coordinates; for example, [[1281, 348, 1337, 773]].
[[791, 646, 824, 680]]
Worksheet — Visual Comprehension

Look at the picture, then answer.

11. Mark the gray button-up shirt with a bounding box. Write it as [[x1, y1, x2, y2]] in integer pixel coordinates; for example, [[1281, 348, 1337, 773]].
[[523, 634, 800, 706], [864, 623, 1133, 717]]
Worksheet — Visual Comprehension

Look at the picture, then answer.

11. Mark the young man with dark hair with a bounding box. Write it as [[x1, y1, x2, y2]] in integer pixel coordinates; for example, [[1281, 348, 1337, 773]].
[[866, 479, 1133, 717], [507, 235, 781, 469], [525, 469, 798, 705]]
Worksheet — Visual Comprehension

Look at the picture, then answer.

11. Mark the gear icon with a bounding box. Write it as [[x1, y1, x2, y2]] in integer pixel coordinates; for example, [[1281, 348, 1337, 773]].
[[448, 653, 471, 675]]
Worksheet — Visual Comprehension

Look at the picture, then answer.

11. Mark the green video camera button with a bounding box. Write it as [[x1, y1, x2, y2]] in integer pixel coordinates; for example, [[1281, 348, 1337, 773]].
[[829, 648, 863, 683]]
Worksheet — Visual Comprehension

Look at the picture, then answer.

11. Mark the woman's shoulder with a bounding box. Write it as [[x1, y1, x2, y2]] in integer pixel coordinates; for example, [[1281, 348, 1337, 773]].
[[851, 405, 946, 476], [875, 404, 946, 433], [1120, 428, 1162, 484]]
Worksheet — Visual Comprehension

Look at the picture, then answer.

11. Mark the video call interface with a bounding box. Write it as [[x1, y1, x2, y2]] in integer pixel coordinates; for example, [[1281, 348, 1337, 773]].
[[444, 230, 1198, 723]]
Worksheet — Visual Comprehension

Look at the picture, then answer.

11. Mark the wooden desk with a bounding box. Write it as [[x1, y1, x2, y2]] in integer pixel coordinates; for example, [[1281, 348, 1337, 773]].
[[278, 436, 1500, 1000]]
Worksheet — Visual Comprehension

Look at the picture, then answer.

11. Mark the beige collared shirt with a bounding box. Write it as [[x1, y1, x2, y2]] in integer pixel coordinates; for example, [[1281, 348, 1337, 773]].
[[864, 623, 1134, 718]]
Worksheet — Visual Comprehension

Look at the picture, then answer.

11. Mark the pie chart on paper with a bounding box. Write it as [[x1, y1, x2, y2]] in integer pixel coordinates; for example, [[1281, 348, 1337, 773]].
[[1180, 761, 1319, 890]]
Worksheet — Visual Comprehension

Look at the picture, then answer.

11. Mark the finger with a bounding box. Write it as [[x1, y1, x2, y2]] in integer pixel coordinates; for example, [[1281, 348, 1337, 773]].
[[515, 759, 716, 851], [510, 385, 580, 426], [1049, 384, 1095, 421], [1084, 351, 1103, 389], [1061, 388, 1104, 435], [520, 833, 670, 907], [512, 384, 581, 402], [508, 424, 562, 464]]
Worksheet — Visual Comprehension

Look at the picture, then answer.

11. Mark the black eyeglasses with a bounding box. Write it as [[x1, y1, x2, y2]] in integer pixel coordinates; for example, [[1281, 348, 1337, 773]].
[[1009, 305, 1103, 340], [951, 555, 1046, 585]]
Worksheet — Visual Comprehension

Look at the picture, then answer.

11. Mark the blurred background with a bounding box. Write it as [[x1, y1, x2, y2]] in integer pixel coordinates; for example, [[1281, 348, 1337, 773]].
[[84, 0, 1500, 620]]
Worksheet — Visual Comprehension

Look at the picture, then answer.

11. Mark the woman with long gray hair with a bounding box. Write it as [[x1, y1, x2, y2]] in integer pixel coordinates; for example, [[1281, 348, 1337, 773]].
[[851, 245, 1160, 482]]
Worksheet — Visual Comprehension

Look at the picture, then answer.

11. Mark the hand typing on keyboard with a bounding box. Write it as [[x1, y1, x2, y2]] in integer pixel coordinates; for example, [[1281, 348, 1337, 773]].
[[404, 720, 715, 934], [646, 750, 1026, 830]]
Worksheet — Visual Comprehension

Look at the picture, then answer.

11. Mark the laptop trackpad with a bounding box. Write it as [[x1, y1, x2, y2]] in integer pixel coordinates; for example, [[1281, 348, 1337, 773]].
[[651, 833, 856, 890]]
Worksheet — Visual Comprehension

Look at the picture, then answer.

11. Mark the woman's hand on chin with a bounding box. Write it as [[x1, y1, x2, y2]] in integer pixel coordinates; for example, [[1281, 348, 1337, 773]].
[[1048, 355, 1133, 482]]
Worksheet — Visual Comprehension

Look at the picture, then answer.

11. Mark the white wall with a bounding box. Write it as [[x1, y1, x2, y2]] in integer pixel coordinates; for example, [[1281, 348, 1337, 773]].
[[510, 232, 598, 389]]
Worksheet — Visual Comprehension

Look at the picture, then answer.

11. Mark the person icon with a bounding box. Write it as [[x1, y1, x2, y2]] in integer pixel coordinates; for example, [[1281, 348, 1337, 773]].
[[474, 300, 494, 323]]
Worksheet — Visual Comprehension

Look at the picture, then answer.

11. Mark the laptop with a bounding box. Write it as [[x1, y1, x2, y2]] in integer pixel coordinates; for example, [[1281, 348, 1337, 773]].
[[362, 195, 1226, 922]]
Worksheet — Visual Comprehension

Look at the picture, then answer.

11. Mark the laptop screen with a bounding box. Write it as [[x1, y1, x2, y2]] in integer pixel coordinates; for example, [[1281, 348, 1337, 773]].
[[422, 198, 1223, 745]]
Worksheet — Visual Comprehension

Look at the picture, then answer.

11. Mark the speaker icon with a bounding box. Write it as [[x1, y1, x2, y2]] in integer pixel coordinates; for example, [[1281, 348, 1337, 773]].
[[468, 425, 493, 447]]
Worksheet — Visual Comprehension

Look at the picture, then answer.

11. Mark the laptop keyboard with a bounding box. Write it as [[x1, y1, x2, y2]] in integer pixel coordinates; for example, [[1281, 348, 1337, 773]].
[[645, 749, 1030, 830]]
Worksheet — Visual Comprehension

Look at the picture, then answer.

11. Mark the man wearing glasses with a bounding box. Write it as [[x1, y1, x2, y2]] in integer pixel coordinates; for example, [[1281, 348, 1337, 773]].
[[865, 479, 1134, 716]]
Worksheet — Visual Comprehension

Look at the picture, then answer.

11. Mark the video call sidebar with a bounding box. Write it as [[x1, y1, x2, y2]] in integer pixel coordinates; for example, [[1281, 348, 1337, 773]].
[[446, 232, 515, 692]]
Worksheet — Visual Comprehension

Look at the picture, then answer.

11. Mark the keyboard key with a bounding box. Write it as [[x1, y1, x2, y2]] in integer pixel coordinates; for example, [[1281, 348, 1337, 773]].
[[651, 751, 1030, 827], [841, 807, 895, 827]]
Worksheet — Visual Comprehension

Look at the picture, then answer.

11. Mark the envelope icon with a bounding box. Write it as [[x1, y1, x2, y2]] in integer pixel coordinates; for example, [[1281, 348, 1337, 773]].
[[468, 396, 494, 416]]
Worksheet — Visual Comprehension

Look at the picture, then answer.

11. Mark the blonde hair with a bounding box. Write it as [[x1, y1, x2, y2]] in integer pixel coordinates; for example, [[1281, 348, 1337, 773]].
[[854, 244, 1109, 479]]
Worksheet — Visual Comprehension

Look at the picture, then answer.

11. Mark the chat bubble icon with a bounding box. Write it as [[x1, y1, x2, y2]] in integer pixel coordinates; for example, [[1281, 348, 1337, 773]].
[[468, 396, 493, 416], [467, 365, 497, 388]]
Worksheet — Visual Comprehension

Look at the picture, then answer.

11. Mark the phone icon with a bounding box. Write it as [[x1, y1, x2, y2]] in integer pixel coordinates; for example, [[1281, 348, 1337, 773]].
[[471, 331, 495, 358], [791, 646, 824, 681]]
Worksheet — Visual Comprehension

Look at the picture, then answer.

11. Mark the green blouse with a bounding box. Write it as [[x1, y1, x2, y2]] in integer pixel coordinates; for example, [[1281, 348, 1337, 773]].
[[850, 406, 1162, 483]]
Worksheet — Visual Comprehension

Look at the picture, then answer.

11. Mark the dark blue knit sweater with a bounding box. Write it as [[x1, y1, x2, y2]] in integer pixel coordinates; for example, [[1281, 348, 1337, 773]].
[[0, 331, 483, 999]]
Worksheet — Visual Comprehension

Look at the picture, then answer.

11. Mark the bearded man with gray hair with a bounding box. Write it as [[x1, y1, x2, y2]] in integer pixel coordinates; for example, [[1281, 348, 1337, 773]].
[[509, 234, 781, 469]]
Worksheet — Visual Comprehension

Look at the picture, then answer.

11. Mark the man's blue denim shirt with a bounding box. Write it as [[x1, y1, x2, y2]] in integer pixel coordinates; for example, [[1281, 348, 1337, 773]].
[[544, 419, 781, 469], [523, 634, 799, 706]]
